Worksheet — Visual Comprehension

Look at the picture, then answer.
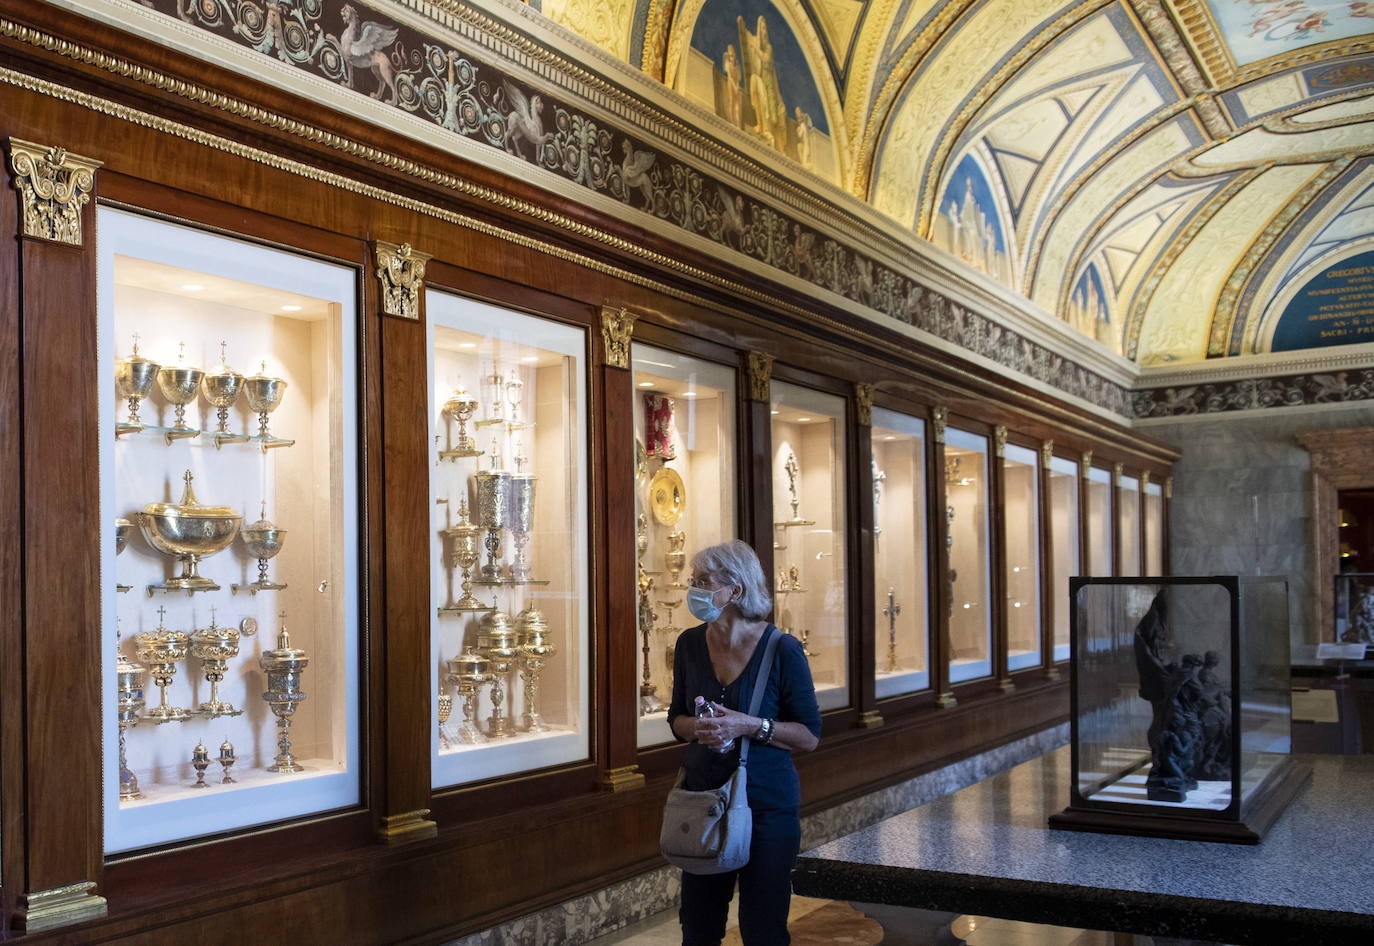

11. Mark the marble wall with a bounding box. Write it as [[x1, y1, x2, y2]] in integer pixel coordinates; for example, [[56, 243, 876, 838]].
[[1144, 403, 1374, 647]]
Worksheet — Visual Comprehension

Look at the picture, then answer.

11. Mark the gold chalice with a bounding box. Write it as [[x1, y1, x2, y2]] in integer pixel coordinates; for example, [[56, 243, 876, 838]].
[[447, 647, 491, 744], [516, 606, 557, 732], [115, 334, 159, 435], [203, 341, 249, 447], [136, 609, 193, 723], [443, 500, 484, 609], [440, 386, 483, 459], [190, 608, 242, 718], [156, 341, 203, 442], [244, 361, 293, 449], [233, 502, 287, 594], [477, 608, 518, 737]]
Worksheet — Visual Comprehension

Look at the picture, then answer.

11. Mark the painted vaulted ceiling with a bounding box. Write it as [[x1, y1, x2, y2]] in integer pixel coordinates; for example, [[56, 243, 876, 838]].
[[534, 0, 1374, 365]]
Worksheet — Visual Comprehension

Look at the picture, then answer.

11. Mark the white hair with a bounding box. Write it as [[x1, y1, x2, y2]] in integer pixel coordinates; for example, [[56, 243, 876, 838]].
[[691, 540, 772, 621]]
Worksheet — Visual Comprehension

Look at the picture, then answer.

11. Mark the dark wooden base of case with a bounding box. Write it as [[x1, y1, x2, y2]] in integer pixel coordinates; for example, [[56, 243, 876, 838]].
[[1049, 759, 1312, 844]]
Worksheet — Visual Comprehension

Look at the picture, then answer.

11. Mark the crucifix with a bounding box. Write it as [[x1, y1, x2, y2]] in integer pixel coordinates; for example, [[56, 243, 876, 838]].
[[882, 587, 901, 672]]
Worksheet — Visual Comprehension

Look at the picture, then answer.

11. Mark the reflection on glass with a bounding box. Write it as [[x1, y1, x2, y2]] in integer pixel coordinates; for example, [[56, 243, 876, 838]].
[[428, 290, 588, 787], [1004, 443, 1041, 671], [1086, 466, 1113, 576], [946, 429, 991, 683], [1119, 475, 1141, 577], [772, 381, 848, 709], [872, 408, 928, 698], [1048, 456, 1080, 662], [1144, 481, 1164, 575], [100, 208, 360, 854], [631, 345, 737, 747]]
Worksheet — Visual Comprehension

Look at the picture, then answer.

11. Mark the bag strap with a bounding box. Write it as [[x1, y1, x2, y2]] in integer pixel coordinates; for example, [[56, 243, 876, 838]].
[[739, 627, 782, 767]]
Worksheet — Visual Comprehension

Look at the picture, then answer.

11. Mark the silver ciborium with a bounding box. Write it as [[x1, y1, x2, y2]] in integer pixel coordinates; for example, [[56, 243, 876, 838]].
[[446, 647, 491, 745], [477, 608, 518, 737], [136, 610, 193, 723], [156, 341, 203, 443], [509, 472, 537, 581], [473, 470, 511, 581], [515, 605, 557, 733], [443, 499, 484, 609], [115, 335, 160, 435], [440, 386, 483, 459], [137, 470, 242, 595], [116, 636, 147, 800], [190, 608, 242, 718], [244, 361, 293, 449], [203, 341, 249, 447], [260, 614, 309, 773], [233, 502, 287, 594]]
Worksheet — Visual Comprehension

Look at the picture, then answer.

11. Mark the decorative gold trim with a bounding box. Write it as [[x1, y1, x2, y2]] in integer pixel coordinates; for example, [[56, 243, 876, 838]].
[[373, 240, 431, 321], [14, 881, 107, 932], [1141, 470, 1151, 490], [1165, 475, 1174, 499], [936, 691, 957, 709], [993, 424, 1007, 458], [1113, 461, 1124, 486], [855, 383, 874, 426], [598, 306, 637, 369], [1040, 439, 1054, 467], [7, 136, 101, 245], [1081, 449, 1094, 479], [378, 808, 438, 845], [747, 352, 774, 402], [599, 764, 646, 792], [857, 709, 885, 729], [931, 406, 948, 444]]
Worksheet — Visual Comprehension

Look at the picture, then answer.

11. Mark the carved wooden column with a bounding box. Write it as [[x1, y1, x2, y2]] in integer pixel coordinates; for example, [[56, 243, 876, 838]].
[[597, 306, 644, 792], [1112, 462, 1125, 578], [371, 240, 437, 844], [930, 407, 955, 708], [1080, 449, 1094, 577], [744, 352, 776, 587], [992, 425, 1012, 693], [1038, 440, 1059, 680], [1296, 428, 1374, 643], [853, 384, 882, 727], [6, 138, 109, 930]]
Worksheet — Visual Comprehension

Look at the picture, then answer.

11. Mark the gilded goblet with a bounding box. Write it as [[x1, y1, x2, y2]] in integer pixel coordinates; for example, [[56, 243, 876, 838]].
[[203, 341, 249, 447], [446, 647, 491, 745], [244, 361, 292, 448], [477, 609, 518, 737], [233, 503, 287, 594], [516, 606, 557, 733], [136, 619, 193, 723], [441, 386, 482, 458], [156, 342, 203, 442], [443, 500, 483, 609], [115, 335, 159, 434], [190, 612, 242, 717], [664, 530, 687, 588]]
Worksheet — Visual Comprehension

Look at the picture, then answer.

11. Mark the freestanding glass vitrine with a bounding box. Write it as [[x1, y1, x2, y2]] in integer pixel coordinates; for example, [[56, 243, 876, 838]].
[[1051, 576, 1309, 843]]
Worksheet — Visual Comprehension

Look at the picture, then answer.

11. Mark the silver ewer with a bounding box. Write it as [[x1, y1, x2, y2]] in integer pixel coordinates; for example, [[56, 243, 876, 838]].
[[156, 342, 203, 443], [515, 606, 556, 733], [508, 473, 537, 580], [233, 502, 287, 594], [116, 646, 147, 800], [473, 470, 511, 581], [260, 615, 309, 773], [477, 609, 518, 737], [114, 335, 160, 434], [446, 647, 491, 745], [190, 610, 242, 718]]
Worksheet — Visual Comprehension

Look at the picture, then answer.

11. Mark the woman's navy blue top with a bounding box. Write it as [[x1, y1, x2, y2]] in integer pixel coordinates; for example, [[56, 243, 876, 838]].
[[667, 624, 821, 833]]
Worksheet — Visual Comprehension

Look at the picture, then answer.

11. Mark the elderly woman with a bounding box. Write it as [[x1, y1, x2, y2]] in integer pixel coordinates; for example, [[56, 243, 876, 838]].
[[668, 539, 821, 946]]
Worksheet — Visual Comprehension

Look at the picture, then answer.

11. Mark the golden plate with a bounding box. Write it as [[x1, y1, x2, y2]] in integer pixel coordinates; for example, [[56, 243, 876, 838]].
[[649, 467, 686, 526]]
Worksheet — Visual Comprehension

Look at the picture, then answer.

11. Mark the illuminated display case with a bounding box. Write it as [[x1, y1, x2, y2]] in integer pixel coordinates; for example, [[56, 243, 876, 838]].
[[871, 408, 930, 699], [771, 380, 849, 710], [427, 291, 588, 786], [100, 209, 360, 853], [1052, 577, 1307, 843], [1048, 455, 1081, 662], [1144, 479, 1165, 576], [1118, 474, 1141, 577], [1086, 465, 1113, 576], [630, 345, 738, 746], [1003, 442, 1042, 672], [945, 428, 991, 683]]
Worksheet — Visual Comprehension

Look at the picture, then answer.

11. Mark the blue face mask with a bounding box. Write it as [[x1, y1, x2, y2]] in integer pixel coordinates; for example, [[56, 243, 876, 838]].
[[687, 586, 726, 623]]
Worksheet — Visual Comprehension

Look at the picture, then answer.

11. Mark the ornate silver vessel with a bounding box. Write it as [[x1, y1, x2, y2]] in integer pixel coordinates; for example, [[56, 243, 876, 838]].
[[136, 610, 192, 723], [116, 635, 147, 800], [234, 502, 287, 594], [115, 335, 159, 434], [440, 386, 482, 459], [244, 361, 292, 447], [446, 647, 491, 745], [136, 471, 242, 594], [203, 341, 249, 447], [443, 499, 484, 609], [473, 470, 511, 581], [508, 473, 537, 580], [156, 342, 203, 442], [515, 606, 556, 733], [477, 609, 518, 737], [260, 614, 309, 773], [190, 609, 242, 718]]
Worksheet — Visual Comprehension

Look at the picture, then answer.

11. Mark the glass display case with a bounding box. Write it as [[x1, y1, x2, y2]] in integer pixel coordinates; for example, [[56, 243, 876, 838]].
[[945, 428, 991, 683], [1144, 479, 1164, 576], [871, 408, 929, 699], [1048, 455, 1080, 662], [1085, 465, 1113, 576], [1051, 577, 1308, 843], [631, 345, 738, 746], [99, 208, 360, 853], [1003, 442, 1042, 672], [1118, 474, 1141, 577], [1335, 571, 1374, 646], [771, 381, 849, 710], [427, 291, 588, 786]]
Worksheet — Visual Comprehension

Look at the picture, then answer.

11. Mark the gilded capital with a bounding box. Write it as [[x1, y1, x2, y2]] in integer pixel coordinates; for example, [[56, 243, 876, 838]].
[[1081, 449, 1093, 478], [747, 351, 773, 401], [7, 138, 101, 246], [931, 406, 948, 443], [598, 306, 636, 369], [1141, 470, 1151, 490], [1165, 475, 1174, 499], [993, 424, 1007, 458], [854, 383, 874, 426], [1040, 439, 1054, 467], [1113, 461, 1124, 486], [374, 241, 431, 320]]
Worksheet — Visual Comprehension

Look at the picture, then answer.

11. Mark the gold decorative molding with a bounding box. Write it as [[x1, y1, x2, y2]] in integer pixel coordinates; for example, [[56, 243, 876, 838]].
[[373, 241, 431, 321], [931, 406, 948, 444], [747, 352, 774, 402], [1165, 475, 1173, 499], [599, 764, 646, 792], [993, 425, 1008, 458], [855, 383, 874, 426], [14, 881, 107, 932], [1141, 470, 1151, 490], [598, 306, 637, 369], [857, 709, 885, 729], [1040, 439, 1054, 468], [378, 808, 438, 845], [936, 691, 957, 709], [1113, 461, 1124, 486], [1081, 449, 1094, 479], [7, 137, 101, 245]]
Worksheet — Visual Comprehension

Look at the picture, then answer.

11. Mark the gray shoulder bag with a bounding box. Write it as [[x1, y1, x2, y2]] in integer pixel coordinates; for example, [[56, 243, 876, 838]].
[[659, 628, 782, 874]]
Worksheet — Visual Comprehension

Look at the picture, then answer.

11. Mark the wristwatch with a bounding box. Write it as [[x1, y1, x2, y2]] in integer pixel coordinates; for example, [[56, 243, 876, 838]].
[[755, 717, 775, 746]]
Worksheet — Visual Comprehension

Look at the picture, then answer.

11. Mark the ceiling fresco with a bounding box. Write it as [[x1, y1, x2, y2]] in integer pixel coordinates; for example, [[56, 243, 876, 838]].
[[533, 0, 1374, 366]]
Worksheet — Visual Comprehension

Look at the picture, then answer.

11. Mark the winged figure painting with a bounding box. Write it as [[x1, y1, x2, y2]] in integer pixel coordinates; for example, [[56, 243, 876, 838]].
[[500, 79, 551, 161], [621, 140, 657, 209], [339, 4, 400, 104]]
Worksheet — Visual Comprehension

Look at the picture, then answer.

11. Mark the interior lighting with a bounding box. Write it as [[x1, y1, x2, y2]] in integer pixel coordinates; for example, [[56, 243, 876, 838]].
[[458, 342, 477, 349], [638, 381, 654, 388], [683, 391, 697, 397], [281, 304, 302, 312], [180, 283, 204, 291]]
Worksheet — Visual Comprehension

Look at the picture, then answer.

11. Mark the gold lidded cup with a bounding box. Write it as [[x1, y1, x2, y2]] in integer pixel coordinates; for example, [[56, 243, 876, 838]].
[[115, 334, 160, 432]]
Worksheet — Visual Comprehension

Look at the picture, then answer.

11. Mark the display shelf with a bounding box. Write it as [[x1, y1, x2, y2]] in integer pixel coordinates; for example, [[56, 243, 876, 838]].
[[428, 290, 589, 785], [99, 208, 360, 855], [630, 345, 738, 747], [1003, 442, 1042, 672], [945, 427, 991, 684], [1048, 455, 1080, 663], [772, 381, 849, 709], [871, 407, 929, 701]]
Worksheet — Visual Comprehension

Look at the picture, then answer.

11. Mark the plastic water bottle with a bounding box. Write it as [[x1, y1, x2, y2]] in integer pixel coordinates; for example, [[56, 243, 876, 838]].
[[694, 695, 735, 752]]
